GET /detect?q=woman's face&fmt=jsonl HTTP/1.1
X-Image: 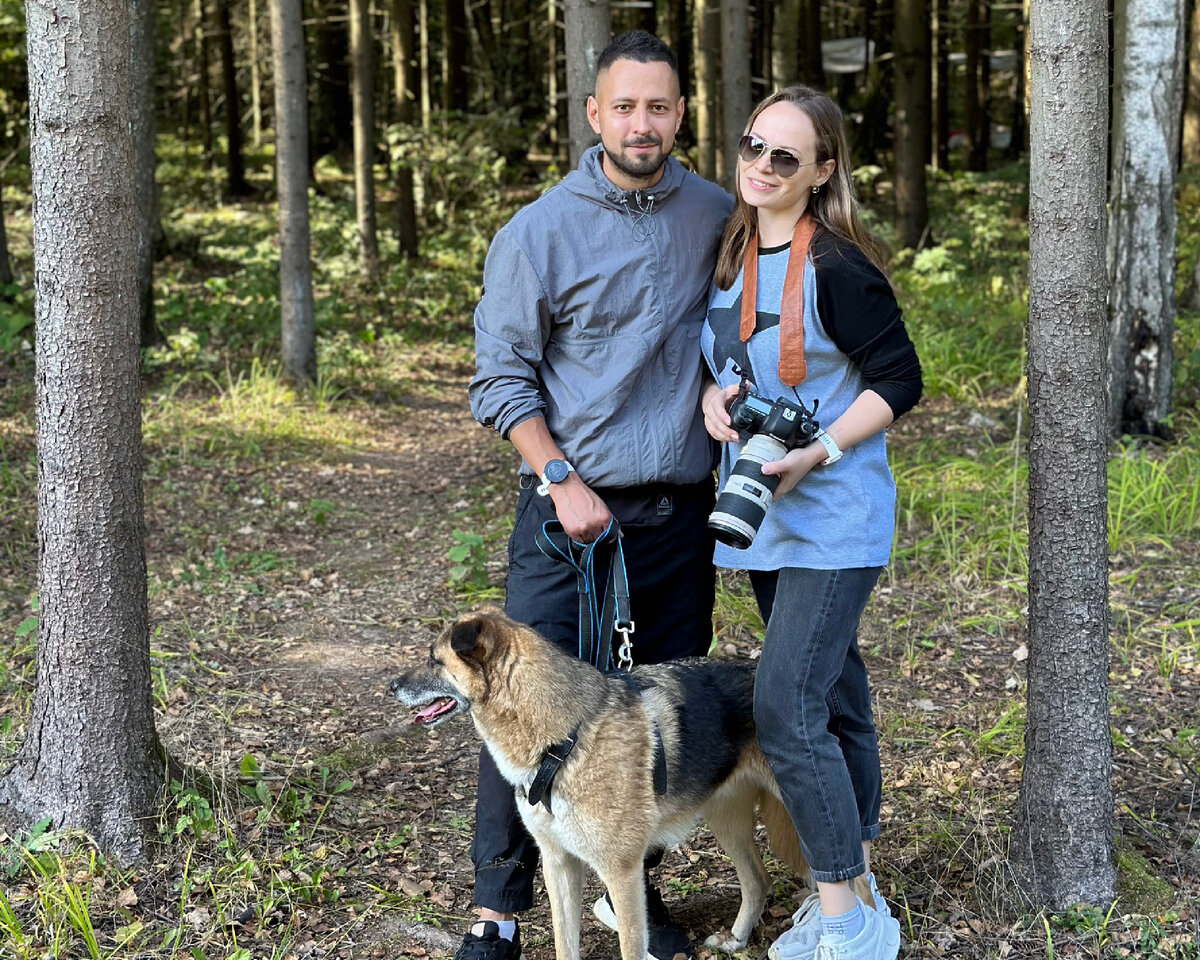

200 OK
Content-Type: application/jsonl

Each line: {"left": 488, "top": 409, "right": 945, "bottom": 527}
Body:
{"left": 737, "top": 101, "right": 835, "bottom": 220}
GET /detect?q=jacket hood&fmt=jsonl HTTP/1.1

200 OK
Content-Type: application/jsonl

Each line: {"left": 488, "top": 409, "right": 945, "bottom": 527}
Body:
{"left": 562, "top": 143, "right": 687, "bottom": 208}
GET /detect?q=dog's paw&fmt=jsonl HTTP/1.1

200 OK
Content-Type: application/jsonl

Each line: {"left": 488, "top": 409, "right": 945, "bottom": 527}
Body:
{"left": 704, "top": 933, "right": 748, "bottom": 954}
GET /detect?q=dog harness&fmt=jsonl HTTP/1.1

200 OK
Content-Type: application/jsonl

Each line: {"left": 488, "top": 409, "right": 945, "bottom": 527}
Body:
{"left": 526, "top": 715, "right": 668, "bottom": 814}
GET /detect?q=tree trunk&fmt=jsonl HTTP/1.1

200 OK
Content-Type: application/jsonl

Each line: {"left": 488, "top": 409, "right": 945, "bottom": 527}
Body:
{"left": 893, "top": 0, "right": 930, "bottom": 249}
{"left": 964, "top": 0, "right": 985, "bottom": 169}
{"left": 196, "top": 0, "right": 214, "bottom": 166}
{"left": 0, "top": 186, "right": 11, "bottom": 287}
{"left": 1106, "top": 0, "right": 1186, "bottom": 439}
{"left": 271, "top": 0, "right": 317, "bottom": 383}
{"left": 443, "top": 0, "right": 470, "bottom": 111}
{"left": 1006, "top": 3, "right": 1029, "bottom": 160}
{"left": 564, "top": 0, "right": 610, "bottom": 168}
{"left": 131, "top": 0, "right": 160, "bottom": 345}
{"left": 798, "top": 0, "right": 824, "bottom": 88}
{"left": 1013, "top": 0, "right": 1115, "bottom": 910}
{"left": 548, "top": 0, "right": 562, "bottom": 162}
{"left": 721, "top": 0, "right": 751, "bottom": 193}
{"left": 217, "top": 0, "right": 251, "bottom": 195}
{"left": 310, "top": 0, "right": 354, "bottom": 161}
{"left": 1184, "top": 0, "right": 1200, "bottom": 163}
{"left": 350, "top": 0, "right": 379, "bottom": 279}
{"left": 419, "top": 0, "right": 431, "bottom": 132}
{"left": 692, "top": 0, "right": 720, "bottom": 182}
{"left": 772, "top": 0, "right": 801, "bottom": 87}
{"left": 932, "top": 0, "right": 949, "bottom": 170}
{"left": 2, "top": 0, "right": 163, "bottom": 864}
{"left": 392, "top": 0, "right": 419, "bottom": 257}
{"left": 249, "top": 0, "right": 263, "bottom": 147}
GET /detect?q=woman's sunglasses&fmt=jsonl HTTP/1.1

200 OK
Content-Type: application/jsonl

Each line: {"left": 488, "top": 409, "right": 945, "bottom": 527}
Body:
{"left": 738, "top": 134, "right": 819, "bottom": 179}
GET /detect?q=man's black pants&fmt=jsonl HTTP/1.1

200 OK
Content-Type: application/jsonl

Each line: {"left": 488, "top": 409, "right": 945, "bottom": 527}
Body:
{"left": 470, "top": 478, "right": 716, "bottom": 912}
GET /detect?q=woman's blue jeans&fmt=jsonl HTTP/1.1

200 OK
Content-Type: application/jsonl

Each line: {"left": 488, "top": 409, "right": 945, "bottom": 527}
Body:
{"left": 749, "top": 566, "right": 883, "bottom": 883}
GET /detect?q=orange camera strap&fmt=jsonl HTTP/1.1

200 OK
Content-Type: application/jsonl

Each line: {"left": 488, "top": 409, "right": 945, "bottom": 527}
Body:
{"left": 738, "top": 213, "right": 816, "bottom": 387}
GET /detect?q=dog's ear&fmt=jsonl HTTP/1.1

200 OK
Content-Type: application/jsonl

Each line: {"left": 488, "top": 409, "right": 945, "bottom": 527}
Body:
{"left": 449, "top": 616, "right": 486, "bottom": 657}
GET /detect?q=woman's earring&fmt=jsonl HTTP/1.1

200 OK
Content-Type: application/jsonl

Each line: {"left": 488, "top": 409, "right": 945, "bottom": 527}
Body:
{"left": 812, "top": 185, "right": 820, "bottom": 194}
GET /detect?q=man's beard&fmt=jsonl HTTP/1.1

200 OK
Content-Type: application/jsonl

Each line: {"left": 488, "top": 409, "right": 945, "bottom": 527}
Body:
{"left": 607, "top": 139, "right": 668, "bottom": 183}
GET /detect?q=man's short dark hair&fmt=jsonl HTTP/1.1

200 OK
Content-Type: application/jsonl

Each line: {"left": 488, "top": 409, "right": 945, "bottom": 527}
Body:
{"left": 596, "top": 31, "right": 679, "bottom": 79}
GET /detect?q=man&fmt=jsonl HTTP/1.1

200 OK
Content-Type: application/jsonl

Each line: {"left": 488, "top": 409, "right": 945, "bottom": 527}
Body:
{"left": 466, "top": 30, "right": 734, "bottom": 960}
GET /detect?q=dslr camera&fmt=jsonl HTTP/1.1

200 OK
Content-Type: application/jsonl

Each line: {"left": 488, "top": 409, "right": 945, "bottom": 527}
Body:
{"left": 707, "top": 382, "right": 820, "bottom": 550}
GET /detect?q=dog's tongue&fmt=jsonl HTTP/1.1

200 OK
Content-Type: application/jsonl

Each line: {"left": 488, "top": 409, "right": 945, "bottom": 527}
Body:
{"left": 415, "top": 698, "right": 457, "bottom": 724}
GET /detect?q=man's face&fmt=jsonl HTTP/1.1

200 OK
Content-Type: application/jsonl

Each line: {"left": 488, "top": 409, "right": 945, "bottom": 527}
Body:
{"left": 586, "top": 58, "right": 684, "bottom": 191}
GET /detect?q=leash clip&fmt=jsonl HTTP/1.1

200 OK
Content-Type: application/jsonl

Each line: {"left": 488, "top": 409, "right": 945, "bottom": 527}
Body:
{"left": 615, "top": 619, "right": 635, "bottom": 670}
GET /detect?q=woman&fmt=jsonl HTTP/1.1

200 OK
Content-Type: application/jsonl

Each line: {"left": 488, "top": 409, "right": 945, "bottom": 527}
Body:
{"left": 700, "top": 86, "right": 921, "bottom": 960}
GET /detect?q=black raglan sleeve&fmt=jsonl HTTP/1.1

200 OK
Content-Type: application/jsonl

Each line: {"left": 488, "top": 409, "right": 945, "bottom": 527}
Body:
{"left": 812, "top": 234, "right": 923, "bottom": 419}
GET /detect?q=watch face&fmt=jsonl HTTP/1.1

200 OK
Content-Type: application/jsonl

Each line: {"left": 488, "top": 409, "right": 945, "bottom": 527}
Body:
{"left": 544, "top": 459, "right": 570, "bottom": 484}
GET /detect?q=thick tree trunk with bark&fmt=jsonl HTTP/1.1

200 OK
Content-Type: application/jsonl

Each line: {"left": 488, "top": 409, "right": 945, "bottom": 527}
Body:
{"left": 692, "top": 0, "right": 720, "bottom": 182}
{"left": 217, "top": 0, "right": 251, "bottom": 195}
{"left": 2, "top": 0, "right": 164, "bottom": 864}
{"left": 1106, "top": 0, "right": 1186, "bottom": 439}
{"left": 271, "top": 0, "right": 317, "bottom": 383}
{"left": 131, "top": 0, "right": 159, "bottom": 345}
{"left": 392, "top": 0, "right": 419, "bottom": 257}
{"left": 893, "top": 0, "right": 930, "bottom": 249}
{"left": 564, "top": 0, "right": 610, "bottom": 167}
{"left": 350, "top": 0, "right": 379, "bottom": 279}
{"left": 721, "top": 0, "right": 751, "bottom": 194}
{"left": 1013, "top": 0, "right": 1115, "bottom": 909}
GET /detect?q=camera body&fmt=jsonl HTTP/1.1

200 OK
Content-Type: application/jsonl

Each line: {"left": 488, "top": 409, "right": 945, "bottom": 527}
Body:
{"left": 708, "top": 384, "right": 821, "bottom": 550}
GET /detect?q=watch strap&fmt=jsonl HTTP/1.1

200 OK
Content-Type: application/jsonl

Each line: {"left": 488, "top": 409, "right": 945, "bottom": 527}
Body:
{"left": 536, "top": 460, "right": 576, "bottom": 496}
{"left": 815, "top": 430, "right": 842, "bottom": 465}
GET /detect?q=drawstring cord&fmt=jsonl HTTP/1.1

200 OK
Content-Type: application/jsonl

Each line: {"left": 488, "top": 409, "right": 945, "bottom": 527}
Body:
{"left": 615, "top": 190, "right": 657, "bottom": 241}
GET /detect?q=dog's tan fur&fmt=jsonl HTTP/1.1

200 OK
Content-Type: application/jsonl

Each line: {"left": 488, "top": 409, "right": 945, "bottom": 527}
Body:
{"left": 391, "top": 607, "right": 815, "bottom": 960}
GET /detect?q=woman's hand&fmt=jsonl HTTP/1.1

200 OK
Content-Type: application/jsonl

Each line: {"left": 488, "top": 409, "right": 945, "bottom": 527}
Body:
{"left": 703, "top": 381, "right": 743, "bottom": 443}
{"left": 760, "top": 443, "right": 827, "bottom": 498}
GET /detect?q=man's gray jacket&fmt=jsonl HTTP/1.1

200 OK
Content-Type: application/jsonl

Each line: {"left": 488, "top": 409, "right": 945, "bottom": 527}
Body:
{"left": 469, "top": 145, "right": 734, "bottom": 488}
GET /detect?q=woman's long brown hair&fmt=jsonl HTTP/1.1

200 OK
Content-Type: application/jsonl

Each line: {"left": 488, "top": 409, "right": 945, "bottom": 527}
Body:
{"left": 714, "top": 85, "right": 889, "bottom": 290}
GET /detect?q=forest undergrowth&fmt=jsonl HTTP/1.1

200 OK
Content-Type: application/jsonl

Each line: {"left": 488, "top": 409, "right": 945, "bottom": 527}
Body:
{"left": 0, "top": 137, "right": 1199, "bottom": 959}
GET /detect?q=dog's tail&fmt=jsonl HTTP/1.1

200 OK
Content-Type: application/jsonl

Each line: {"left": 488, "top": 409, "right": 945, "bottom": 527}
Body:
{"left": 759, "top": 788, "right": 814, "bottom": 888}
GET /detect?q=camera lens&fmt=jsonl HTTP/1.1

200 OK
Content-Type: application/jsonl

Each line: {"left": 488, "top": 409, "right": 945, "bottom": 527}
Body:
{"left": 707, "top": 434, "right": 787, "bottom": 549}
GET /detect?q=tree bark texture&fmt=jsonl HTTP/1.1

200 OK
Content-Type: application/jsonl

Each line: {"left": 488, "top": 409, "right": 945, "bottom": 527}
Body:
{"left": 1014, "top": 0, "right": 1115, "bottom": 909}
{"left": 1106, "top": 0, "right": 1186, "bottom": 439}
{"left": 772, "top": 0, "right": 801, "bottom": 88}
{"left": 564, "top": 0, "right": 609, "bottom": 168}
{"left": 721, "top": 0, "right": 751, "bottom": 194}
{"left": 392, "top": 0, "right": 419, "bottom": 257}
{"left": 350, "top": 0, "right": 379, "bottom": 279}
{"left": 271, "top": 0, "right": 317, "bottom": 383}
{"left": 893, "top": 0, "right": 930, "bottom": 250}
{"left": 692, "top": 0, "right": 720, "bottom": 182}
{"left": 249, "top": 0, "right": 263, "bottom": 146}
{"left": 131, "top": 0, "right": 159, "bottom": 345}
{"left": 217, "top": 0, "right": 250, "bottom": 194}
{"left": 3, "top": 0, "right": 163, "bottom": 864}
{"left": 1184, "top": 0, "right": 1200, "bottom": 163}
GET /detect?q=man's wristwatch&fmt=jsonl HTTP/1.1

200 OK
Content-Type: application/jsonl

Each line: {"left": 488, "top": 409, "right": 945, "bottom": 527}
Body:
{"left": 536, "top": 458, "right": 575, "bottom": 495}
{"left": 814, "top": 430, "right": 843, "bottom": 466}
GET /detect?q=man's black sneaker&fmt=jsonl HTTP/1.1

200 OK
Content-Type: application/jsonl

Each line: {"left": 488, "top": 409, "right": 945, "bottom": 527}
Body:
{"left": 453, "top": 921, "right": 522, "bottom": 960}
{"left": 593, "top": 884, "right": 694, "bottom": 960}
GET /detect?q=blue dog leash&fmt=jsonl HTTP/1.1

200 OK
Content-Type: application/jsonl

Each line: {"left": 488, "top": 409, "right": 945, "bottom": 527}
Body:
{"left": 534, "top": 516, "right": 636, "bottom": 672}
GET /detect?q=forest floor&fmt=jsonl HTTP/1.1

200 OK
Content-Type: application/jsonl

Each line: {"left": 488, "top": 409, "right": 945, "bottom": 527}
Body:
{"left": 4, "top": 337, "right": 1195, "bottom": 960}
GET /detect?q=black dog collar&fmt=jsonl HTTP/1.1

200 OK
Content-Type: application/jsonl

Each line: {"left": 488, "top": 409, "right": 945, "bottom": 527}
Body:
{"left": 526, "top": 727, "right": 580, "bottom": 814}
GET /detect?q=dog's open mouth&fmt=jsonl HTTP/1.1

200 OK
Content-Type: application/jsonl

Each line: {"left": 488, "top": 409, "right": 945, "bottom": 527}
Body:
{"left": 414, "top": 697, "right": 460, "bottom": 725}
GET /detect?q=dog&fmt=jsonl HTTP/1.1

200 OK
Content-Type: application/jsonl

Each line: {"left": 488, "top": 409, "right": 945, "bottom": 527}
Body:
{"left": 389, "top": 606, "right": 812, "bottom": 960}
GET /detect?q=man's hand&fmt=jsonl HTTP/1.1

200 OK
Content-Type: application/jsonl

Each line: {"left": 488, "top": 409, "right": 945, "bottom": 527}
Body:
{"left": 548, "top": 474, "right": 612, "bottom": 543}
